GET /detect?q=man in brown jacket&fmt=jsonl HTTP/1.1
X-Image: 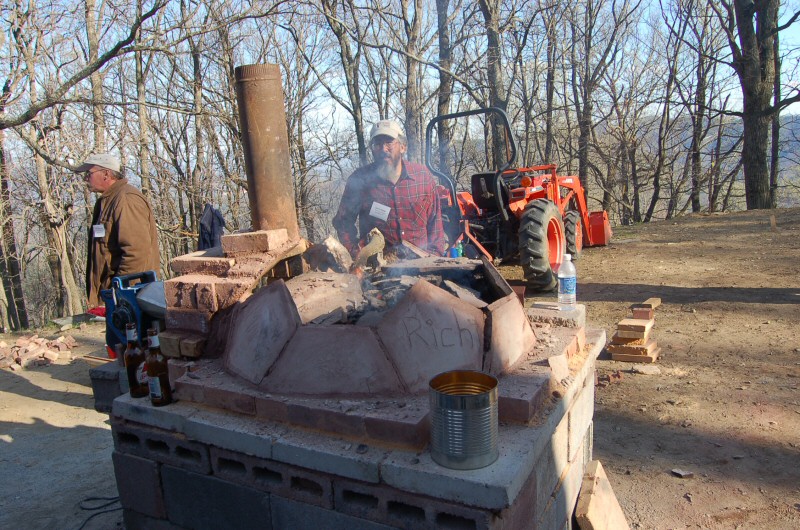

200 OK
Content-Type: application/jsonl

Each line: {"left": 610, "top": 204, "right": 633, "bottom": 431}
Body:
{"left": 76, "top": 153, "right": 160, "bottom": 308}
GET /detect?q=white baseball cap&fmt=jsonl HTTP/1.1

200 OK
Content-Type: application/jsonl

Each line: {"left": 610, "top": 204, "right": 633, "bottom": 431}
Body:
{"left": 75, "top": 153, "right": 121, "bottom": 173}
{"left": 370, "top": 120, "right": 405, "bottom": 142}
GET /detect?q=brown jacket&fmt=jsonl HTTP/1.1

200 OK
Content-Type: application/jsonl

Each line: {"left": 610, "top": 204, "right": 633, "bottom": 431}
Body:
{"left": 86, "top": 178, "right": 160, "bottom": 307}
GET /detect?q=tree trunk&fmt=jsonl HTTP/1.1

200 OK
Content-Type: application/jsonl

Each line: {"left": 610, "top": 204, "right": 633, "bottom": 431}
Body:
{"left": 770, "top": 32, "right": 780, "bottom": 208}
{"left": 435, "top": 0, "right": 453, "bottom": 179}
{"left": 0, "top": 130, "right": 28, "bottom": 329}
{"left": 402, "top": 0, "right": 423, "bottom": 162}
{"left": 85, "top": 0, "right": 107, "bottom": 150}
{"left": 479, "top": 0, "right": 508, "bottom": 169}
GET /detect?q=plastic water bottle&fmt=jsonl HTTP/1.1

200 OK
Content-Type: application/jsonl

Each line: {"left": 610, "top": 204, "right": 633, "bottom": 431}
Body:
{"left": 558, "top": 254, "right": 577, "bottom": 309}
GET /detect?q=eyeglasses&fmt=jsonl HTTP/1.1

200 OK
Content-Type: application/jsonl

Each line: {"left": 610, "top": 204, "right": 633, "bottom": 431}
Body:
{"left": 83, "top": 168, "right": 105, "bottom": 179}
{"left": 371, "top": 138, "right": 399, "bottom": 149}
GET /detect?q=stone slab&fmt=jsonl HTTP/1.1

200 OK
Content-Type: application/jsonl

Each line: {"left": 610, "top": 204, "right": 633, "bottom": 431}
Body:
{"left": 224, "top": 279, "right": 301, "bottom": 385}
{"left": 377, "top": 280, "right": 485, "bottom": 394}
{"left": 261, "top": 326, "right": 403, "bottom": 396}
{"left": 485, "top": 293, "right": 536, "bottom": 375}
{"left": 285, "top": 272, "right": 365, "bottom": 324}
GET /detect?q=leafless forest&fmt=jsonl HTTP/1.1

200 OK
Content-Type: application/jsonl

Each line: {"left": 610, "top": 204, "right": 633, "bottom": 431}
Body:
{"left": 1, "top": 0, "right": 799, "bottom": 330}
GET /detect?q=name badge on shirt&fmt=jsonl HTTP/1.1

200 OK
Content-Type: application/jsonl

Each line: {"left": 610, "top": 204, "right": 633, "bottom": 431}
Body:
{"left": 369, "top": 201, "right": 391, "bottom": 222}
{"left": 92, "top": 224, "right": 106, "bottom": 239}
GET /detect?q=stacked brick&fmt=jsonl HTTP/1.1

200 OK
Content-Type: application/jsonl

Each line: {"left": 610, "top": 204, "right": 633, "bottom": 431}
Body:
{"left": 161, "top": 228, "right": 306, "bottom": 361}
{"left": 607, "top": 298, "right": 661, "bottom": 363}
{"left": 0, "top": 334, "right": 77, "bottom": 370}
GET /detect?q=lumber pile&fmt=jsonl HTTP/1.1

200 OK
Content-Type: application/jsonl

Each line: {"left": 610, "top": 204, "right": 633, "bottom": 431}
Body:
{"left": 607, "top": 298, "right": 661, "bottom": 363}
{"left": 0, "top": 334, "right": 78, "bottom": 371}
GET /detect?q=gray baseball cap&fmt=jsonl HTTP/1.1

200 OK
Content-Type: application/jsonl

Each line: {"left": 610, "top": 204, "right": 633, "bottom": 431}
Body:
{"left": 370, "top": 120, "right": 405, "bottom": 142}
{"left": 75, "top": 153, "right": 121, "bottom": 173}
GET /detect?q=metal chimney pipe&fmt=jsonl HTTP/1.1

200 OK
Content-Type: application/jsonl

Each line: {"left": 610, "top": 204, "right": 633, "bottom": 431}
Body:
{"left": 234, "top": 64, "right": 300, "bottom": 240}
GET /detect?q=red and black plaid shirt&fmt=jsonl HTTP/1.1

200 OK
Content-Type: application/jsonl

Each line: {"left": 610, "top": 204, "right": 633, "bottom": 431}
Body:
{"left": 333, "top": 160, "right": 446, "bottom": 256}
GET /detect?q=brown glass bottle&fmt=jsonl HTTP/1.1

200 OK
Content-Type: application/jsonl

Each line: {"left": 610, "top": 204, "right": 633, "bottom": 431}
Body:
{"left": 145, "top": 328, "right": 173, "bottom": 406}
{"left": 124, "top": 323, "right": 148, "bottom": 398}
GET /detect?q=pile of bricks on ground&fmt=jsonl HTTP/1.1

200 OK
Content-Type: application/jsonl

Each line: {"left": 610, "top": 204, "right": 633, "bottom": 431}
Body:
{"left": 0, "top": 334, "right": 77, "bottom": 371}
{"left": 606, "top": 297, "right": 661, "bottom": 363}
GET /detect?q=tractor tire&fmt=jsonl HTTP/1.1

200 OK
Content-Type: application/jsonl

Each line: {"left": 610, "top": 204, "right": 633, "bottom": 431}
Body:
{"left": 564, "top": 210, "right": 583, "bottom": 260}
{"left": 519, "top": 199, "right": 565, "bottom": 292}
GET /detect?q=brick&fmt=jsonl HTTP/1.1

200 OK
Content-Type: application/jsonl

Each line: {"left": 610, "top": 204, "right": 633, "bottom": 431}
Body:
{"left": 210, "top": 446, "right": 334, "bottom": 508}
{"left": 159, "top": 331, "right": 184, "bottom": 358}
{"left": 617, "top": 318, "right": 654, "bottom": 333}
{"left": 221, "top": 228, "right": 289, "bottom": 255}
{"left": 165, "top": 309, "right": 211, "bottom": 335}
{"left": 161, "top": 465, "right": 271, "bottom": 529}
{"left": 112, "top": 451, "right": 166, "bottom": 518}
{"left": 203, "top": 382, "right": 256, "bottom": 415}
{"left": 170, "top": 247, "right": 235, "bottom": 276}
{"left": 631, "top": 307, "right": 654, "bottom": 320}
{"left": 111, "top": 419, "right": 211, "bottom": 474}
{"left": 497, "top": 367, "right": 553, "bottom": 424}
{"left": 286, "top": 402, "right": 367, "bottom": 438}
{"left": 254, "top": 394, "right": 290, "bottom": 423}
{"left": 179, "top": 335, "right": 206, "bottom": 358}
{"left": 606, "top": 339, "right": 658, "bottom": 356}
{"left": 611, "top": 348, "right": 660, "bottom": 363}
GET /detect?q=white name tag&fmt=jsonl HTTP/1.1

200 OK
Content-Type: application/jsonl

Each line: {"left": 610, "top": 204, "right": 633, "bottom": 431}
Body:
{"left": 369, "top": 202, "right": 391, "bottom": 222}
{"left": 92, "top": 224, "right": 106, "bottom": 238}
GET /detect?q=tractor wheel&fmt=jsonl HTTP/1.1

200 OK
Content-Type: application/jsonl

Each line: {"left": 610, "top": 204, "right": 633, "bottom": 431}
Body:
{"left": 564, "top": 210, "right": 583, "bottom": 260}
{"left": 519, "top": 199, "right": 565, "bottom": 291}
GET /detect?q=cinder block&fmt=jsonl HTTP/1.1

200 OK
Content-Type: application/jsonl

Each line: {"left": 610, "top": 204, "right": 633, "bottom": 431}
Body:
{"left": 497, "top": 464, "right": 537, "bottom": 530}
{"left": 221, "top": 228, "right": 289, "bottom": 255}
{"left": 111, "top": 419, "right": 211, "bottom": 474}
{"left": 333, "top": 476, "right": 496, "bottom": 529}
{"left": 210, "top": 446, "right": 334, "bottom": 509}
{"left": 526, "top": 303, "right": 586, "bottom": 329}
{"left": 182, "top": 407, "right": 280, "bottom": 460}
{"left": 568, "top": 372, "right": 595, "bottom": 463}
{"left": 122, "top": 508, "right": 185, "bottom": 530}
{"left": 112, "top": 393, "right": 187, "bottom": 432}
{"left": 113, "top": 451, "right": 166, "bottom": 518}
{"left": 90, "top": 362, "right": 127, "bottom": 413}
{"left": 534, "top": 408, "right": 569, "bottom": 518}
{"left": 536, "top": 439, "right": 586, "bottom": 530}
{"left": 165, "top": 309, "right": 211, "bottom": 335}
{"left": 271, "top": 495, "right": 394, "bottom": 530}
{"left": 161, "top": 465, "right": 271, "bottom": 529}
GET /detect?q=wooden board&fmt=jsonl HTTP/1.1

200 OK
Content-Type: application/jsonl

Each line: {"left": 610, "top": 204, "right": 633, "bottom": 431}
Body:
{"left": 606, "top": 339, "right": 658, "bottom": 356}
{"left": 610, "top": 348, "right": 660, "bottom": 364}
{"left": 613, "top": 328, "right": 651, "bottom": 340}
{"left": 576, "top": 460, "right": 631, "bottom": 530}
{"left": 617, "top": 318, "right": 654, "bottom": 333}
{"left": 631, "top": 297, "right": 661, "bottom": 310}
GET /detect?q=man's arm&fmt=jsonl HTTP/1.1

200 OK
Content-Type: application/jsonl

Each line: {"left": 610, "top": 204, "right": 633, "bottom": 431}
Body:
{"left": 332, "top": 173, "right": 363, "bottom": 256}
{"left": 115, "top": 193, "right": 154, "bottom": 275}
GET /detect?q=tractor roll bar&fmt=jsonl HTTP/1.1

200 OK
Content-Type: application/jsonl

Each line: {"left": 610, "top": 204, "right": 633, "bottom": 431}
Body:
{"left": 425, "top": 107, "right": 518, "bottom": 221}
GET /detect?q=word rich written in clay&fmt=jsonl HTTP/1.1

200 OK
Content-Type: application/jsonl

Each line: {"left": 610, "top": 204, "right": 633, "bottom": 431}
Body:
{"left": 401, "top": 309, "right": 477, "bottom": 350}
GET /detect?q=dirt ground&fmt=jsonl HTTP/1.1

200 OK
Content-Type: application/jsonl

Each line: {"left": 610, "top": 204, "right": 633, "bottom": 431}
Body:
{"left": 1, "top": 207, "right": 798, "bottom": 529}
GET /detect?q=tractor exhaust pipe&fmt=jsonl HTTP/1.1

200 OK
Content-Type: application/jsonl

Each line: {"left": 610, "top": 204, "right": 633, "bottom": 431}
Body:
{"left": 234, "top": 63, "right": 300, "bottom": 239}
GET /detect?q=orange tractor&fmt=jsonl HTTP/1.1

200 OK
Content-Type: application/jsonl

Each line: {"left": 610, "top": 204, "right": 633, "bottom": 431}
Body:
{"left": 425, "top": 108, "right": 612, "bottom": 291}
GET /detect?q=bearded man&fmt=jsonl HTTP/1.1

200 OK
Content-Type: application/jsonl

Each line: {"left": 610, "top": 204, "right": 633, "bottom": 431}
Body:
{"left": 332, "top": 120, "right": 446, "bottom": 258}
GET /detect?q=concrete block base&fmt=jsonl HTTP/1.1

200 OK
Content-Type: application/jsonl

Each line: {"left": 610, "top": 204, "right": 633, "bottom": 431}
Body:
{"left": 90, "top": 361, "right": 128, "bottom": 413}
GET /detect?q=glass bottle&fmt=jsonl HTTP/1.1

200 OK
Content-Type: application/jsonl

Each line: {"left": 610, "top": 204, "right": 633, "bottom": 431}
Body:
{"left": 145, "top": 328, "right": 172, "bottom": 406}
{"left": 124, "top": 323, "right": 148, "bottom": 398}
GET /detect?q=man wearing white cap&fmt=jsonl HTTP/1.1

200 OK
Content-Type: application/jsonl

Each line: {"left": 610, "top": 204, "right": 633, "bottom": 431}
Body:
{"left": 333, "top": 120, "right": 446, "bottom": 258}
{"left": 75, "top": 153, "right": 160, "bottom": 308}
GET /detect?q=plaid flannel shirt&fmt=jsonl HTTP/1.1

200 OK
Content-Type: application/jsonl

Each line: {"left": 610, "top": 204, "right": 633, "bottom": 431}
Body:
{"left": 333, "top": 160, "right": 446, "bottom": 256}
